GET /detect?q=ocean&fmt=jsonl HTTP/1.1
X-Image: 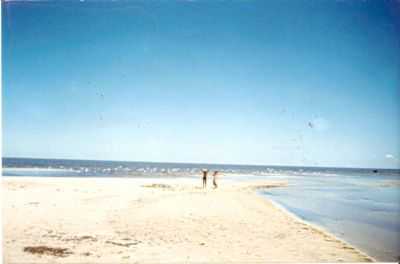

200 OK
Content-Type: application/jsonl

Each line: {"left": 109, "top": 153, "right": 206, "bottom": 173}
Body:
{"left": 2, "top": 157, "right": 400, "bottom": 261}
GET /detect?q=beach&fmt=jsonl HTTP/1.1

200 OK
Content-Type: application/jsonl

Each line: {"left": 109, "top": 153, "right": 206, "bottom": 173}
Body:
{"left": 2, "top": 176, "right": 374, "bottom": 263}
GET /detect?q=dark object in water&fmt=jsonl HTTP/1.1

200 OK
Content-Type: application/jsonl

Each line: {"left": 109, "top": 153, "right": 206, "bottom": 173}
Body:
{"left": 23, "top": 246, "right": 72, "bottom": 257}
{"left": 373, "top": 169, "right": 378, "bottom": 173}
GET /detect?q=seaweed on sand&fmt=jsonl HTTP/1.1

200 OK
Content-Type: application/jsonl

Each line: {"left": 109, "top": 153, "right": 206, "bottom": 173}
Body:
{"left": 23, "top": 246, "right": 72, "bottom": 257}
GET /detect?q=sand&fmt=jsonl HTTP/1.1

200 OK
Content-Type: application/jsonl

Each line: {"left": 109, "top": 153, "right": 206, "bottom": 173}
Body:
{"left": 2, "top": 176, "right": 374, "bottom": 263}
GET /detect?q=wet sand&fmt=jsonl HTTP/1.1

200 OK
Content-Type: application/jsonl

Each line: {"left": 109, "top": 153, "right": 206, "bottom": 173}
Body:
{"left": 2, "top": 176, "right": 374, "bottom": 263}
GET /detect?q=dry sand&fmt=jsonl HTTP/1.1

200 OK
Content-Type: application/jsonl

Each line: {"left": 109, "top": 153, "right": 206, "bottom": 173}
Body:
{"left": 2, "top": 176, "right": 374, "bottom": 263}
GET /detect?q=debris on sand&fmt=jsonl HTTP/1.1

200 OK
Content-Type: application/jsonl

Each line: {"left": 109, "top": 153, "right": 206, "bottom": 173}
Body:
{"left": 242, "top": 181, "right": 287, "bottom": 191}
{"left": 23, "top": 246, "right": 72, "bottom": 257}
{"left": 62, "top": 235, "right": 97, "bottom": 242}
{"left": 142, "top": 183, "right": 173, "bottom": 189}
{"left": 105, "top": 240, "right": 141, "bottom": 247}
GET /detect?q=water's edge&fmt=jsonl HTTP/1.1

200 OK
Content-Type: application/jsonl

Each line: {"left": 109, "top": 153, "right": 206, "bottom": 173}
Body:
{"left": 256, "top": 192, "right": 376, "bottom": 262}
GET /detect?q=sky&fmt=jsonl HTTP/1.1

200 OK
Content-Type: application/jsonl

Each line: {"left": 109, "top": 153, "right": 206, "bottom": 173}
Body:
{"left": 2, "top": 0, "right": 400, "bottom": 168}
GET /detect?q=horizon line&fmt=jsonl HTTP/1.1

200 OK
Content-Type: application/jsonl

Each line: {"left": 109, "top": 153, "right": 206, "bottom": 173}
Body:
{"left": 2, "top": 156, "right": 399, "bottom": 171}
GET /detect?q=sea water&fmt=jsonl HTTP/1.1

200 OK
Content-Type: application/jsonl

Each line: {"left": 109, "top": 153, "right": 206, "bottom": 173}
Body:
{"left": 259, "top": 172, "right": 400, "bottom": 261}
{"left": 2, "top": 157, "right": 399, "bottom": 261}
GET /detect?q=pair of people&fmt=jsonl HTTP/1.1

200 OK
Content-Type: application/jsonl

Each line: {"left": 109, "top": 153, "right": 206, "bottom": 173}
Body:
{"left": 201, "top": 169, "right": 218, "bottom": 189}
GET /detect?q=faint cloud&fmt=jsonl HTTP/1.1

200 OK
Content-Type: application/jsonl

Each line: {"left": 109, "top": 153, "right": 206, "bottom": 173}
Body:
{"left": 385, "top": 154, "right": 395, "bottom": 159}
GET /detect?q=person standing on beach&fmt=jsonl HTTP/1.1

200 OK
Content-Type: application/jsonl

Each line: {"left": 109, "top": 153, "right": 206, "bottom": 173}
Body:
{"left": 212, "top": 171, "right": 219, "bottom": 189}
{"left": 202, "top": 169, "right": 208, "bottom": 188}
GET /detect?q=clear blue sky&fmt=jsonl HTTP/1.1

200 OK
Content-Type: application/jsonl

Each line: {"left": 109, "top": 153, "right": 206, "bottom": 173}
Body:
{"left": 2, "top": 0, "right": 400, "bottom": 168}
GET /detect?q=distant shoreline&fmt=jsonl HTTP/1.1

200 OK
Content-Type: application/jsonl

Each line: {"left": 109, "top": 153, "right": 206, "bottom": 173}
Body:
{"left": 3, "top": 156, "right": 399, "bottom": 171}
